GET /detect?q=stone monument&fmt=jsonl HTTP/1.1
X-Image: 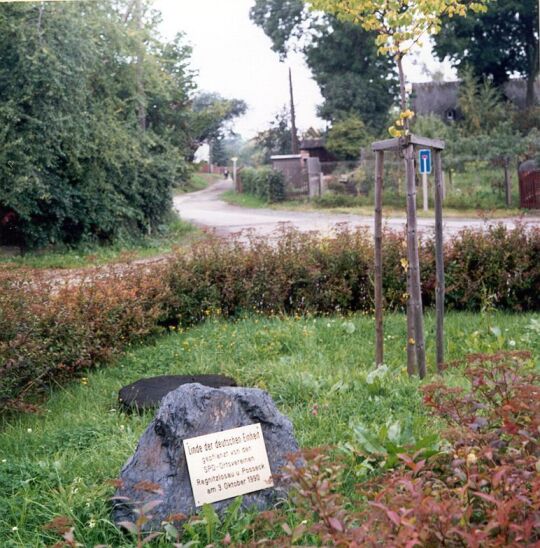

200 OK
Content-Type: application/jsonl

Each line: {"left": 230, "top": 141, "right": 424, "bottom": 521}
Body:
{"left": 113, "top": 383, "right": 299, "bottom": 529}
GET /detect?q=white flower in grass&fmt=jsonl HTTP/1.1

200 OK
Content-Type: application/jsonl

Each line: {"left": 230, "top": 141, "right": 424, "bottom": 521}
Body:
{"left": 27, "top": 428, "right": 32, "bottom": 433}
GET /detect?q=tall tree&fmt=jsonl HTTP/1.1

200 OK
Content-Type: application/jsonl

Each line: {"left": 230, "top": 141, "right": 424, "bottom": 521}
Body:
{"left": 0, "top": 0, "right": 195, "bottom": 248}
{"left": 250, "top": 0, "right": 397, "bottom": 131}
{"left": 254, "top": 107, "right": 292, "bottom": 163}
{"left": 210, "top": 137, "right": 228, "bottom": 166}
{"left": 308, "top": 0, "right": 489, "bottom": 380}
{"left": 433, "top": 0, "right": 539, "bottom": 107}
{"left": 189, "top": 92, "right": 247, "bottom": 159}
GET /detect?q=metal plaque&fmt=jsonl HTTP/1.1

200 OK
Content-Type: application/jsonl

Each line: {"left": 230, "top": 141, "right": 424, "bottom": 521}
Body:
{"left": 183, "top": 423, "right": 274, "bottom": 506}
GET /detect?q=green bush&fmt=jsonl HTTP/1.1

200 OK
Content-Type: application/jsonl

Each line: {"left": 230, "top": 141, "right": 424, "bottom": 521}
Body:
{"left": 1, "top": 225, "right": 538, "bottom": 408}
{"left": 240, "top": 167, "right": 285, "bottom": 202}
{"left": 0, "top": 3, "right": 193, "bottom": 249}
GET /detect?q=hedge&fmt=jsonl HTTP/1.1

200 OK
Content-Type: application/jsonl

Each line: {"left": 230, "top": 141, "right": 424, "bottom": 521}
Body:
{"left": 240, "top": 167, "right": 286, "bottom": 202}
{"left": 1, "top": 224, "right": 538, "bottom": 409}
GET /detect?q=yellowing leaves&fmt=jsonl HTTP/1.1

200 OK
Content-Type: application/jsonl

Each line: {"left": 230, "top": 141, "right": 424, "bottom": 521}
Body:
{"left": 388, "top": 125, "right": 405, "bottom": 138}
{"left": 400, "top": 109, "right": 415, "bottom": 119}
{"left": 306, "top": 0, "right": 490, "bottom": 57}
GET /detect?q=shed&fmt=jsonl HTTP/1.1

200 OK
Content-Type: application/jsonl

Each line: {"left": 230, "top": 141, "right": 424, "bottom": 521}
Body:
{"left": 270, "top": 154, "right": 307, "bottom": 195}
{"left": 518, "top": 160, "right": 540, "bottom": 209}
{"left": 300, "top": 138, "right": 337, "bottom": 164}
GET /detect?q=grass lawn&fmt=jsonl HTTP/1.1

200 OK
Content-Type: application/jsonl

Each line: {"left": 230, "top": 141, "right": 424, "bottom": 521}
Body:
{"left": 221, "top": 190, "right": 527, "bottom": 219}
{"left": 0, "top": 214, "right": 201, "bottom": 270}
{"left": 174, "top": 173, "right": 220, "bottom": 196}
{"left": 0, "top": 311, "right": 538, "bottom": 546}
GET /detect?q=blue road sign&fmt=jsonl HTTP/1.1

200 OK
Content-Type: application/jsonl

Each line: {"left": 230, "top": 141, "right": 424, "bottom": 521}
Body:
{"left": 418, "top": 149, "right": 432, "bottom": 174}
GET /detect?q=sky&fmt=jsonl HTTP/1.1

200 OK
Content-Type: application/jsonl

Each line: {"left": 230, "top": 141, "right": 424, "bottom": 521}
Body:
{"left": 154, "top": 0, "right": 456, "bottom": 139}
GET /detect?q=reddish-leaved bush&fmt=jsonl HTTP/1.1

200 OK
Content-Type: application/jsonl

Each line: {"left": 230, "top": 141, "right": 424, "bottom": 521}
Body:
{"left": 263, "top": 353, "right": 539, "bottom": 546}
{"left": 1, "top": 225, "right": 538, "bottom": 409}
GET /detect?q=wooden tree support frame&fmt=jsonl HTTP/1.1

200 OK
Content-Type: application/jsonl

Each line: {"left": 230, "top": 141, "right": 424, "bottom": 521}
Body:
{"left": 372, "top": 134, "right": 445, "bottom": 378}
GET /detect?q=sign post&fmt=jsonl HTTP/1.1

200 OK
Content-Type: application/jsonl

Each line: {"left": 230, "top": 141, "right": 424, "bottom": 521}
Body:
{"left": 418, "top": 149, "right": 432, "bottom": 212}
{"left": 231, "top": 157, "right": 238, "bottom": 192}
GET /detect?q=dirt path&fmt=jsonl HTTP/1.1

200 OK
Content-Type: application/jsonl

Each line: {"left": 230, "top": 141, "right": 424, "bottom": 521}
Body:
{"left": 174, "top": 179, "right": 540, "bottom": 237}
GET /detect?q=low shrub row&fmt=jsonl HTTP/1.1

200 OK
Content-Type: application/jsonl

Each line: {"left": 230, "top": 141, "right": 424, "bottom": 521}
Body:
{"left": 239, "top": 167, "right": 286, "bottom": 202}
{"left": 1, "top": 224, "right": 538, "bottom": 408}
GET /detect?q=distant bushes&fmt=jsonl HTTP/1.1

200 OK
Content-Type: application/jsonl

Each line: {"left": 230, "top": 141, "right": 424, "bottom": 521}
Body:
{"left": 240, "top": 168, "right": 286, "bottom": 202}
{"left": 1, "top": 224, "right": 538, "bottom": 408}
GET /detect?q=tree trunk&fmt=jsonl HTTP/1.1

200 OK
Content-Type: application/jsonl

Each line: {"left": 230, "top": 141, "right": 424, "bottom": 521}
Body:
{"left": 404, "top": 143, "right": 426, "bottom": 378}
{"left": 374, "top": 151, "right": 384, "bottom": 366}
{"left": 135, "top": 0, "right": 146, "bottom": 131}
{"left": 397, "top": 54, "right": 426, "bottom": 378}
{"left": 504, "top": 158, "right": 511, "bottom": 207}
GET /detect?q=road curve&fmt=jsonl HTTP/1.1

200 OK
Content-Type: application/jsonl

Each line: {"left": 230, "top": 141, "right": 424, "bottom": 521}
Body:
{"left": 174, "top": 179, "right": 539, "bottom": 238}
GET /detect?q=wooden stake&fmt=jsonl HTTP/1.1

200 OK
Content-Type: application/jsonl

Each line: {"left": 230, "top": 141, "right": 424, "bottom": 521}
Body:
{"left": 406, "top": 256, "right": 417, "bottom": 375}
{"left": 434, "top": 150, "right": 445, "bottom": 373}
{"left": 404, "top": 143, "right": 426, "bottom": 378}
{"left": 374, "top": 150, "right": 384, "bottom": 366}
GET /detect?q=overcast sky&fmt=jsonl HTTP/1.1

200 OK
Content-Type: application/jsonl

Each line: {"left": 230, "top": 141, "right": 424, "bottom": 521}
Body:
{"left": 154, "top": 0, "right": 455, "bottom": 138}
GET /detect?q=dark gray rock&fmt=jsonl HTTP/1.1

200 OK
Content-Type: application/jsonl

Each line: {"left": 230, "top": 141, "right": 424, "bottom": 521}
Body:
{"left": 118, "top": 374, "right": 237, "bottom": 412}
{"left": 113, "top": 384, "right": 299, "bottom": 529}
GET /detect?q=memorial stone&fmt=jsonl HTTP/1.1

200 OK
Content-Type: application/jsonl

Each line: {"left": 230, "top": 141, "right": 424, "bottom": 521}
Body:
{"left": 113, "top": 383, "right": 299, "bottom": 529}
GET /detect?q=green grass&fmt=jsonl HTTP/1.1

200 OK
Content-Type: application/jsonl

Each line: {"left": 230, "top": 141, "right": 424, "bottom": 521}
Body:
{"left": 0, "top": 311, "right": 538, "bottom": 546}
{"left": 0, "top": 214, "right": 201, "bottom": 270}
{"left": 174, "top": 173, "right": 220, "bottom": 196}
{"left": 222, "top": 189, "right": 525, "bottom": 219}
{"left": 220, "top": 189, "right": 269, "bottom": 208}
{"left": 223, "top": 161, "right": 533, "bottom": 218}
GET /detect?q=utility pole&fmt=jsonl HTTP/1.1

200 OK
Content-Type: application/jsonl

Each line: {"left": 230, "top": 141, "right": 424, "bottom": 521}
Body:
{"left": 289, "top": 67, "right": 299, "bottom": 154}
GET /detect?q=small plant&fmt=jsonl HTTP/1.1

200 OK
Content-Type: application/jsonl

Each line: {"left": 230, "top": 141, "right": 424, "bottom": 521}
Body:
{"left": 239, "top": 167, "right": 285, "bottom": 202}
{"left": 111, "top": 480, "right": 165, "bottom": 547}
{"left": 351, "top": 418, "right": 440, "bottom": 470}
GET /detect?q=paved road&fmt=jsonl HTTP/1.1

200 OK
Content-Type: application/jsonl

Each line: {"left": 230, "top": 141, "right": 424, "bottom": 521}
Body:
{"left": 174, "top": 179, "right": 539, "bottom": 237}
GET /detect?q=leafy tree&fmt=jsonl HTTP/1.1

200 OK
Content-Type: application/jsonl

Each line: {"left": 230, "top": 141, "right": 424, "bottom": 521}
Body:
{"left": 457, "top": 68, "right": 506, "bottom": 135}
{"left": 210, "top": 137, "right": 228, "bottom": 166}
{"left": 0, "top": 0, "right": 194, "bottom": 248}
{"left": 250, "top": 0, "right": 397, "bottom": 131}
{"left": 189, "top": 93, "right": 247, "bottom": 159}
{"left": 254, "top": 107, "right": 292, "bottom": 164}
{"left": 326, "top": 114, "right": 372, "bottom": 160}
{"left": 433, "top": 0, "right": 539, "bottom": 108}
{"left": 411, "top": 114, "right": 450, "bottom": 141}
{"left": 308, "top": 0, "right": 490, "bottom": 380}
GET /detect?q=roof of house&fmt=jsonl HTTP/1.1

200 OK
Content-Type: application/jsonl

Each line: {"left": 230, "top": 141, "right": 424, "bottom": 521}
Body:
{"left": 300, "top": 138, "right": 326, "bottom": 150}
